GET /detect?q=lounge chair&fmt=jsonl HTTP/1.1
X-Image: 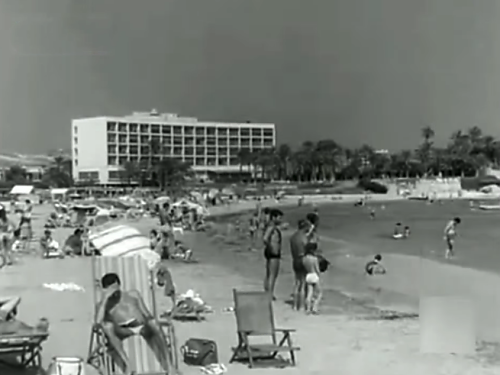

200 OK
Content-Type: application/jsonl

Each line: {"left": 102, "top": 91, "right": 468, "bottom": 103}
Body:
{"left": 229, "top": 290, "right": 300, "bottom": 368}
{"left": 87, "top": 255, "right": 179, "bottom": 375}
{"left": 0, "top": 296, "right": 48, "bottom": 370}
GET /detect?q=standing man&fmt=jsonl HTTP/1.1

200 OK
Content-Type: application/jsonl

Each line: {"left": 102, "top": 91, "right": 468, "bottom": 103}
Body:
{"left": 444, "top": 217, "right": 461, "bottom": 259}
{"left": 263, "top": 209, "right": 283, "bottom": 300}
{"left": 289, "top": 219, "right": 310, "bottom": 310}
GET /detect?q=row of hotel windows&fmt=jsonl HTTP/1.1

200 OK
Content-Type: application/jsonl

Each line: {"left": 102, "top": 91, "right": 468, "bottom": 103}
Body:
{"left": 107, "top": 156, "right": 241, "bottom": 167}
{"left": 108, "top": 144, "right": 269, "bottom": 156}
{"left": 106, "top": 133, "right": 272, "bottom": 146}
{"left": 105, "top": 122, "right": 274, "bottom": 137}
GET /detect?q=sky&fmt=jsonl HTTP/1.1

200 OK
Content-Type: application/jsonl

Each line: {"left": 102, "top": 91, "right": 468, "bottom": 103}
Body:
{"left": 1, "top": 0, "right": 500, "bottom": 153}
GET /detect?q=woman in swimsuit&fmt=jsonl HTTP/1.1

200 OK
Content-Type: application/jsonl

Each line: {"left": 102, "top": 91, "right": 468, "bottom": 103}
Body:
{"left": 444, "top": 217, "right": 461, "bottom": 259}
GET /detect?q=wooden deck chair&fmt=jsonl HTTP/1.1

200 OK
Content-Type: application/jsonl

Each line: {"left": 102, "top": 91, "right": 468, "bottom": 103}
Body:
{"left": 0, "top": 332, "right": 49, "bottom": 370}
{"left": 229, "top": 290, "right": 299, "bottom": 368}
{"left": 86, "top": 255, "right": 178, "bottom": 375}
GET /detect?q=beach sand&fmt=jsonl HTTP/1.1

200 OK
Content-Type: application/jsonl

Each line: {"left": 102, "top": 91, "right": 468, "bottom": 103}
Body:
{"left": 1, "top": 200, "right": 500, "bottom": 375}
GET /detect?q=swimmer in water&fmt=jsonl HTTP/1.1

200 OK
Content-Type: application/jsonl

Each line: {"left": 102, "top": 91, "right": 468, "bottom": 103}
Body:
{"left": 404, "top": 226, "right": 410, "bottom": 238}
{"left": 393, "top": 223, "right": 403, "bottom": 239}
{"left": 365, "top": 254, "right": 386, "bottom": 275}
{"left": 444, "top": 217, "right": 461, "bottom": 259}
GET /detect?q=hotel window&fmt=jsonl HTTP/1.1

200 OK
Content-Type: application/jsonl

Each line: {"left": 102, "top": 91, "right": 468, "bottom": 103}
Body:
{"left": 173, "top": 147, "right": 183, "bottom": 156}
{"left": 129, "top": 146, "right": 138, "bottom": 155}
{"left": 195, "top": 157, "right": 205, "bottom": 166}
{"left": 173, "top": 126, "right": 182, "bottom": 135}
{"left": 140, "top": 135, "right": 149, "bottom": 144}
{"left": 229, "top": 138, "right": 239, "bottom": 147}
{"left": 118, "top": 123, "right": 127, "bottom": 132}
{"left": 195, "top": 146, "right": 205, "bottom": 155}
{"left": 218, "top": 147, "right": 228, "bottom": 155}
{"left": 206, "top": 138, "right": 216, "bottom": 146}
{"left": 184, "top": 126, "right": 194, "bottom": 135}
{"left": 108, "top": 170, "right": 120, "bottom": 180}
{"left": 195, "top": 127, "right": 205, "bottom": 136}
{"left": 151, "top": 156, "right": 160, "bottom": 164}
{"left": 240, "top": 128, "right": 250, "bottom": 137}
{"left": 195, "top": 138, "right": 205, "bottom": 146}
{"left": 229, "top": 148, "right": 239, "bottom": 156}
{"left": 263, "top": 138, "right": 273, "bottom": 146}
{"left": 207, "top": 127, "right": 216, "bottom": 136}
{"left": 140, "top": 146, "right": 150, "bottom": 154}
{"left": 118, "top": 134, "right": 127, "bottom": 143}
{"left": 74, "top": 148, "right": 78, "bottom": 156}
{"left": 129, "top": 134, "right": 138, "bottom": 144}
{"left": 73, "top": 126, "right": 78, "bottom": 134}
{"left": 184, "top": 147, "right": 194, "bottom": 156}
{"left": 229, "top": 128, "right": 238, "bottom": 137}
{"left": 119, "top": 156, "right": 128, "bottom": 165}
{"left": 151, "top": 135, "right": 161, "bottom": 145}
{"left": 107, "top": 145, "right": 116, "bottom": 154}
{"left": 129, "top": 123, "right": 138, "bottom": 132}
{"left": 107, "top": 122, "right": 117, "bottom": 131}
{"left": 229, "top": 156, "right": 239, "bottom": 165}
{"left": 184, "top": 136, "right": 194, "bottom": 146}
{"left": 251, "top": 128, "right": 262, "bottom": 136}
{"left": 151, "top": 124, "right": 160, "bottom": 134}
{"left": 218, "top": 138, "right": 227, "bottom": 146}
{"left": 140, "top": 124, "right": 149, "bottom": 133}
{"left": 173, "top": 136, "right": 183, "bottom": 145}
{"left": 162, "top": 136, "right": 172, "bottom": 146}
{"left": 218, "top": 157, "right": 228, "bottom": 166}
{"left": 107, "top": 133, "right": 117, "bottom": 143}
{"left": 130, "top": 156, "right": 139, "bottom": 163}
{"left": 118, "top": 145, "right": 128, "bottom": 154}
{"left": 185, "top": 157, "right": 194, "bottom": 166}
{"left": 241, "top": 138, "right": 250, "bottom": 147}
{"left": 74, "top": 159, "right": 78, "bottom": 166}
{"left": 263, "top": 129, "right": 273, "bottom": 137}
{"left": 74, "top": 136, "right": 78, "bottom": 144}
{"left": 252, "top": 138, "right": 263, "bottom": 146}
{"left": 207, "top": 147, "right": 216, "bottom": 156}
{"left": 217, "top": 128, "right": 228, "bottom": 136}
{"left": 207, "top": 157, "right": 216, "bottom": 166}
{"left": 162, "top": 125, "right": 171, "bottom": 134}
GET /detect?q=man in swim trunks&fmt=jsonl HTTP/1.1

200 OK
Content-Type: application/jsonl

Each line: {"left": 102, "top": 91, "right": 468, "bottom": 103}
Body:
{"left": 302, "top": 243, "right": 322, "bottom": 314}
{"left": 263, "top": 209, "right": 283, "bottom": 300}
{"left": 96, "top": 273, "right": 171, "bottom": 375}
{"left": 444, "top": 217, "right": 461, "bottom": 259}
{"left": 365, "top": 254, "right": 386, "bottom": 275}
{"left": 289, "top": 219, "right": 310, "bottom": 310}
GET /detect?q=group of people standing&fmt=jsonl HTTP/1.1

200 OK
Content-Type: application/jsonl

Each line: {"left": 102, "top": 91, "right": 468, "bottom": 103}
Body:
{"left": 254, "top": 204, "right": 326, "bottom": 315}
{"left": 0, "top": 200, "right": 32, "bottom": 266}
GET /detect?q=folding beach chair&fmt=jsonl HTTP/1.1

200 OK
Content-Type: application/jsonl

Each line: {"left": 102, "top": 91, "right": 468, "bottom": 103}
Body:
{"left": 0, "top": 332, "right": 49, "bottom": 370}
{"left": 229, "top": 290, "right": 299, "bottom": 368}
{"left": 86, "top": 226, "right": 178, "bottom": 375}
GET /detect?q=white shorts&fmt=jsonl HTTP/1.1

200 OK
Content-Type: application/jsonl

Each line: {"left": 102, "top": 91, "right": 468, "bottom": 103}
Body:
{"left": 305, "top": 273, "right": 319, "bottom": 285}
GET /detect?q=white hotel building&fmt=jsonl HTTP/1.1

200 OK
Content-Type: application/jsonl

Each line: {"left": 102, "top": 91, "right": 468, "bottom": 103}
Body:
{"left": 71, "top": 111, "right": 276, "bottom": 184}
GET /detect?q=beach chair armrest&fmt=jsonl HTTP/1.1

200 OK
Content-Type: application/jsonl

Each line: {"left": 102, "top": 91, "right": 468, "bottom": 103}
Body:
{"left": 275, "top": 328, "right": 296, "bottom": 333}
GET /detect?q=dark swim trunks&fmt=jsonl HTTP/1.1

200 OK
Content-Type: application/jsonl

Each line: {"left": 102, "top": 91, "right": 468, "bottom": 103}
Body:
{"left": 264, "top": 247, "right": 281, "bottom": 260}
{"left": 292, "top": 257, "right": 306, "bottom": 278}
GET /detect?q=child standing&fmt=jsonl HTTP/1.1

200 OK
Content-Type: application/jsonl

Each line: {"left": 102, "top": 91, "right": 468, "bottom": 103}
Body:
{"left": 302, "top": 242, "right": 322, "bottom": 314}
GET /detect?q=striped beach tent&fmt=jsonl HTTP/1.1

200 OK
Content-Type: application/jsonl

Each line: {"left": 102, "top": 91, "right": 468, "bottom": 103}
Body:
{"left": 87, "top": 225, "right": 177, "bottom": 375}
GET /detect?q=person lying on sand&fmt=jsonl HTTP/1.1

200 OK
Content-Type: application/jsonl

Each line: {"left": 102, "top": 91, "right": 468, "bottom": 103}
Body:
{"left": 96, "top": 273, "right": 171, "bottom": 375}
{"left": 172, "top": 240, "right": 193, "bottom": 261}
{"left": 365, "top": 254, "right": 386, "bottom": 275}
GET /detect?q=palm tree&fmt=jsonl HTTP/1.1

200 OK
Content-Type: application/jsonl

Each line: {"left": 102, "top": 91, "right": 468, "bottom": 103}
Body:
{"left": 236, "top": 148, "right": 252, "bottom": 180}
{"left": 156, "top": 157, "right": 193, "bottom": 192}
{"left": 276, "top": 144, "right": 292, "bottom": 180}
{"left": 119, "top": 161, "right": 140, "bottom": 185}
{"left": 42, "top": 155, "right": 73, "bottom": 187}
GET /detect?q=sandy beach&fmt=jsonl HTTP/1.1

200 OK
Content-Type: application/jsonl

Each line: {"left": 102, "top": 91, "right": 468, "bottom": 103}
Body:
{"left": 1, "top": 199, "right": 500, "bottom": 375}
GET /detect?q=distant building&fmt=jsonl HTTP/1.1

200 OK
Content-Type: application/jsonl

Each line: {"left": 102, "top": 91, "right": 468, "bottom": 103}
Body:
{"left": 71, "top": 110, "right": 276, "bottom": 185}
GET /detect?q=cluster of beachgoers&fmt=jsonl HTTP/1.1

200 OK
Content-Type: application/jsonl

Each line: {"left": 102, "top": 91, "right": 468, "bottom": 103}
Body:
{"left": 0, "top": 182, "right": 498, "bottom": 375}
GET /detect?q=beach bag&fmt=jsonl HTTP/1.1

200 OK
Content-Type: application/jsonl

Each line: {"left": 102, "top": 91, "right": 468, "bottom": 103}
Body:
{"left": 181, "top": 338, "right": 218, "bottom": 366}
{"left": 318, "top": 254, "right": 330, "bottom": 273}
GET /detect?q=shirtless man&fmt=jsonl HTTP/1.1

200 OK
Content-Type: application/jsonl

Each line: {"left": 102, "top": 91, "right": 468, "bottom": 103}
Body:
{"left": 444, "top": 217, "right": 461, "bottom": 259}
{"left": 302, "top": 243, "right": 322, "bottom": 314}
{"left": 289, "top": 220, "right": 309, "bottom": 310}
{"left": 263, "top": 209, "right": 283, "bottom": 300}
{"left": 365, "top": 254, "right": 386, "bottom": 275}
{"left": 96, "top": 273, "right": 171, "bottom": 375}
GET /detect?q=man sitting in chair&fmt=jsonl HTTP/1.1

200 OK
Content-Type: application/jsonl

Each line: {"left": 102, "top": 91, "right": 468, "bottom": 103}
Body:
{"left": 0, "top": 296, "right": 49, "bottom": 335}
{"left": 96, "top": 273, "right": 171, "bottom": 375}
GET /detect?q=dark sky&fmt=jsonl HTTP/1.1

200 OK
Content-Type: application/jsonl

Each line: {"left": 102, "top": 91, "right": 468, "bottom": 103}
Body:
{"left": 1, "top": 0, "right": 500, "bottom": 153}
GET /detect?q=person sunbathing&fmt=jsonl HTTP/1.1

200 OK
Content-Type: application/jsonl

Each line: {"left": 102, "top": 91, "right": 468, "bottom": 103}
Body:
{"left": 96, "top": 273, "right": 171, "bottom": 375}
{"left": 0, "top": 296, "right": 49, "bottom": 335}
